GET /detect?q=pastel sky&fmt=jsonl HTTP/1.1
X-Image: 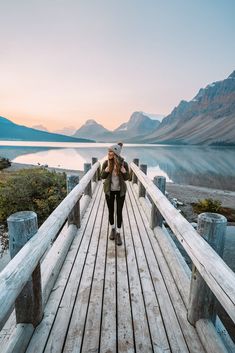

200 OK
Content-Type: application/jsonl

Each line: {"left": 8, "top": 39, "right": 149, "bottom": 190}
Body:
{"left": 0, "top": 0, "right": 235, "bottom": 131}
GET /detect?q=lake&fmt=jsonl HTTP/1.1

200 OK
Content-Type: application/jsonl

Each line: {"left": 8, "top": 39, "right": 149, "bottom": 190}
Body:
{"left": 1, "top": 141, "right": 235, "bottom": 190}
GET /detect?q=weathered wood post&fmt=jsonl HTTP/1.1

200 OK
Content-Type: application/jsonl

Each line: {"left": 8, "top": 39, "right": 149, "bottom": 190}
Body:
{"left": 92, "top": 157, "right": 98, "bottom": 182}
{"left": 188, "top": 212, "right": 227, "bottom": 325}
{"left": 138, "top": 164, "right": 147, "bottom": 198}
{"left": 7, "top": 211, "right": 43, "bottom": 327}
{"left": 84, "top": 163, "right": 92, "bottom": 197}
{"left": 132, "top": 158, "right": 139, "bottom": 184}
{"left": 150, "top": 176, "right": 166, "bottom": 229}
{"left": 67, "top": 174, "right": 80, "bottom": 228}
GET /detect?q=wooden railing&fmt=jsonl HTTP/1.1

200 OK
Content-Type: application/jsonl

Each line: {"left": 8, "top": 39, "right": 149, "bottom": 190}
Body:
{"left": 0, "top": 160, "right": 100, "bottom": 331}
{"left": 130, "top": 160, "right": 235, "bottom": 351}
{"left": 1, "top": 156, "right": 234, "bottom": 352}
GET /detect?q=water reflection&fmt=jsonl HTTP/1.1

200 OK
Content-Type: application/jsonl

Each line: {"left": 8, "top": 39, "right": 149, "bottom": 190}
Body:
{"left": 0, "top": 144, "right": 235, "bottom": 190}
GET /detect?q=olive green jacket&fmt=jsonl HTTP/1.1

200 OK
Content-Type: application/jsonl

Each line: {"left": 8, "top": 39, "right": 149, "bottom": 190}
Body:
{"left": 101, "top": 160, "right": 130, "bottom": 197}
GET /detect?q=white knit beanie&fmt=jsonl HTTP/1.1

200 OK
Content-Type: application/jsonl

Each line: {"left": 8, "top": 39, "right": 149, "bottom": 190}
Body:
{"left": 109, "top": 143, "right": 122, "bottom": 156}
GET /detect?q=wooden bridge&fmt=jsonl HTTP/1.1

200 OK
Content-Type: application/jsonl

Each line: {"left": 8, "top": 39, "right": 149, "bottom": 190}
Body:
{"left": 0, "top": 159, "right": 235, "bottom": 353}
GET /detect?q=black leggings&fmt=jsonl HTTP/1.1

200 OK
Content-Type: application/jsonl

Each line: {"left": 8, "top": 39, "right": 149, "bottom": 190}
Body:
{"left": 105, "top": 191, "right": 125, "bottom": 228}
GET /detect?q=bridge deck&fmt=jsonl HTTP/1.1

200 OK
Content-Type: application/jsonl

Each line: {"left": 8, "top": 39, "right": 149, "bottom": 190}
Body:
{"left": 25, "top": 181, "right": 205, "bottom": 353}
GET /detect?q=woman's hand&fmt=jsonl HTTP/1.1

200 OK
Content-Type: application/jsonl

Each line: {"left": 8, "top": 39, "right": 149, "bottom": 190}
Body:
{"left": 105, "top": 159, "right": 110, "bottom": 172}
{"left": 121, "top": 165, "right": 126, "bottom": 173}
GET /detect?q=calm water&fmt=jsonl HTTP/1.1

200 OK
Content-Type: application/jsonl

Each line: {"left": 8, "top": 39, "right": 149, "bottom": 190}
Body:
{"left": 1, "top": 141, "right": 235, "bottom": 190}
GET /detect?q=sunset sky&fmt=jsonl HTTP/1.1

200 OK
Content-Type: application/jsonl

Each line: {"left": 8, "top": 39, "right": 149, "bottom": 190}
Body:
{"left": 0, "top": 0, "right": 234, "bottom": 131}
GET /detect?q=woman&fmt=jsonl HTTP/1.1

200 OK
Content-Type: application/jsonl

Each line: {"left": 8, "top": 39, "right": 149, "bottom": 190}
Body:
{"left": 101, "top": 143, "right": 129, "bottom": 246}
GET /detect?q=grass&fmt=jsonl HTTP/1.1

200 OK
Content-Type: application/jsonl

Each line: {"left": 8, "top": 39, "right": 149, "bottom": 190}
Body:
{"left": 192, "top": 198, "right": 235, "bottom": 222}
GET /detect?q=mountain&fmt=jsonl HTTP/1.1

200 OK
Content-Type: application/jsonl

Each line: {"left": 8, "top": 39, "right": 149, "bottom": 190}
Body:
{"left": 53, "top": 126, "right": 77, "bottom": 136}
{"left": 73, "top": 119, "right": 112, "bottom": 140}
{"left": 73, "top": 113, "right": 161, "bottom": 142}
{"left": 140, "top": 71, "right": 235, "bottom": 145}
{"left": 143, "top": 113, "right": 165, "bottom": 121}
{"left": 114, "top": 112, "right": 161, "bottom": 141}
{"left": 0, "top": 116, "right": 93, "bottom": 142}
{"left": 32, "top": 125, "right": 49, "bottom": 132}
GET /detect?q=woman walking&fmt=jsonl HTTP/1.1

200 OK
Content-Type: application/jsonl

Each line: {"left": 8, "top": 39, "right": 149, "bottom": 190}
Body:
{"left": 101, "top": 143, "right": 129, "bottom": 245}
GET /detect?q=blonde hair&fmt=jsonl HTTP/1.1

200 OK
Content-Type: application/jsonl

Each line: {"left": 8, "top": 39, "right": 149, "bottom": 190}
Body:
{"left": 108, "top": 155, "right": 121, "bottom": 175}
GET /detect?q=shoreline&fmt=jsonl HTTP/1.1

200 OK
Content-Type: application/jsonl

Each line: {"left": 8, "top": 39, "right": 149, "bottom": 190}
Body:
{"left": 4, "top": 161, "right": 84, "bottom": 177}
{"left": 3, "top": 162, "right": 235, "bottom": 222}
{"left": 166, "top": 182, "right": 235, "bottom": 224}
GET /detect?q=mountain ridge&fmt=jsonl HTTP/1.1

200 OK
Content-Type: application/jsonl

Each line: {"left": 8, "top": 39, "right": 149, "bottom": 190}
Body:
{"left": 73, "top": 112, "right": 161, "bottom": 142}
{"left": 1, "top": 70, "right": 235, "bottom": 145}
{"left": 139, "top": 70, "right": 235, "bottom": 145}
{"left": 0, "top": 116, "right": 93, "bottom": 142}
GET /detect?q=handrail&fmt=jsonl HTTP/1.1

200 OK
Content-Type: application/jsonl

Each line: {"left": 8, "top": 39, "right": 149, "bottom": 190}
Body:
{"left": 130, "top": 162, "right": 235, "bottom": 324}
{"left": 0, "top": 161, "right": 100, "bottom": 329}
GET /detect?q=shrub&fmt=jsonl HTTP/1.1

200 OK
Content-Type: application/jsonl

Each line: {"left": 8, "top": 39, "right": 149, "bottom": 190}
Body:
{"left": 0, "top": 157, "right": 11, "bottom": 170}
{"left": 0, "top": 168, "right": 66, "bottom": 226}
{"left": 193, "top": 198, "right": 222, "bottom": 213}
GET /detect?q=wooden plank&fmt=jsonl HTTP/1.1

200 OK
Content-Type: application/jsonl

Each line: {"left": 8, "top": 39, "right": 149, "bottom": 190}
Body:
{"left": 116, "top": 224, "right": 135, "bottom": 353}
{"left": 126, "top": 187, "right": 174, "bottom": 353}
{"left": 62, "top": 188, "right": 105, "bottom": 353}
{"left": 0, "top": 161, "right": 100, "bottom": 330}
{"left": 122, "top": 199, "right": 153, "bottom": 352}
{"left": 8, "top": 211, "right": 43, "bottom": 327}
{"left": 129, "top": 183, "right": 211, "bottom": 353}
{"left": 1, "top": 192, "right": 95, "bottom": 352}
{"left": 130, "top": 163, "right": 235, "bottom": 325}
{"left": 133, "top": 185, "right": 234, "bottom": 351}
{"left": 2, "top": 324, "right": 34, "bottom": 353}
{"left": 188, "top": 213, "right": 227, "bottom": 325}
{"left": 196, "top": 319, "right": 228, "bottom": 353}
{"left": 127, "top": 183, "right": 190, "bottom": 353}
{"left": 81, "top": 201, "right": 109, "bottom": 352}
{"left": 41, "top": 224, "right": 78, "bottom": 307}
{"left": 154, "top": 226, "right": 191, "bottom": 307}
{"left": 99, "top": 210, "right": 117, "bottom": 353}
{"left": 1, "top": 187, "right": 96, "bottom": 350}
{"left": 25, "top": 182, "right": 103, "bottom": 353}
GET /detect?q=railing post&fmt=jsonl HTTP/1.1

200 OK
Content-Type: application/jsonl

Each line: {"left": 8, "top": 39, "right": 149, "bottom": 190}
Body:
{"left": 67, "top": 174, "right": 80, "bottom": 228}
{"left": 7, "top": 211, "right": 43, "bottom": 327}
{"left": 132, "top": 158, "right": 139, "bottom": 184}
{"left": 92, "top": 157, "right": 98, "bottom": 182}
{"left": 150, "top": 176, "right": 166, "bottom": 229}
{"left": 188, "top": 212, "right": 227, "bottom": 325}
{"left": 84, "top": 163, "right": 92, "bottom": 197}
{"left": 138, "top": 164, "right": 147, "bottom": 198}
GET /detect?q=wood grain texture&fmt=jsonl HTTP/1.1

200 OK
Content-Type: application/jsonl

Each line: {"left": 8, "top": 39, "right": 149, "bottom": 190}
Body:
{"left": 125, "top": 189, "right": 170, "bottom": 353}
{"left": 188, "top": 213, "right": 227, "bottom": 325}
{"left": 8, "top": 211, "right": 43, "bottom": 327}
{"left": 84, "top": 163, "right": 92, "bottom": 197}
{"left": 81, "top": 203, "right": 108, "bottom": 352}
{"left": 2, "top": 324, "right": 34, "bottom": 353}
{"left": 130, "top": 162, "right": 235, "bottom": 325}
{"left": 116, "top": 219, "right": 135, "bottom": 353}
{"left": 62, "top": 186, "right": 104, "bottom": 353}
{"left": 129, "top": 187, "right": 205, "bottom": 353}
{"left": 99, "top": 209, "right": 117, "bottom": 353}
{"left": 196, "top": 319, "right": 228, "bottom": 353}
{"left": 26, "top": 182, "right": 102, "bottom": 353}
{"left": 122, "top": 199, "right": 153, "bottom": 352}
{"left": 132, "top": 159, "right": 139, "bottom": 184}
{"left": 138, "top": 164, "right": 147, "bottom": 198}
{"left": 0, "top": 161, "right": 100, "bottom": 330}
{"left": 3, "top": 177, "right": 232, "bottom": 353}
